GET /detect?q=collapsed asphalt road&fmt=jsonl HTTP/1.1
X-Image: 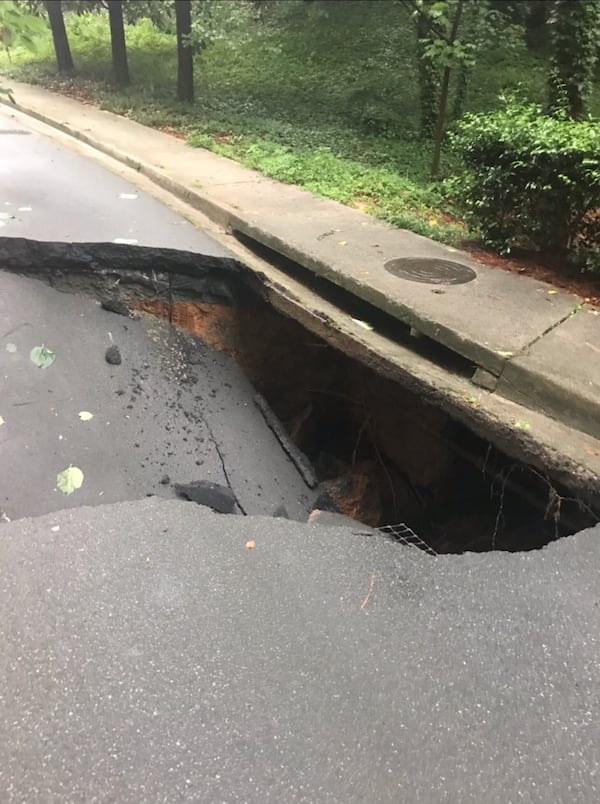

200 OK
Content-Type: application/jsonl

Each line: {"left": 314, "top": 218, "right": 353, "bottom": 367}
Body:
{"left": 2, "top": 103, "right": 600, "bottom": 804}
{"left": 3, "top": 258, "right": 600, "bottom": 803}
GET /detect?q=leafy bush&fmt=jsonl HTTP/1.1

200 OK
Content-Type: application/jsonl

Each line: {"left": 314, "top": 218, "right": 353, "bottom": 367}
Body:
{"left": 66, "top": 12, "right": 111, "bottom": 65}
{"left": 448, "top": 100, "right": 600, "bottom": 270}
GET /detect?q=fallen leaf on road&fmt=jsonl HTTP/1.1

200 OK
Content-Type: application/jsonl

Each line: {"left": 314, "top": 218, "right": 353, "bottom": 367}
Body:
{"left": 78, "top": 411, "right": 94, "bottom": 421}
{"left": 30, "top": 345, "right": 56, "bottom": 369}
{"left": 337, "top": 240, "right": 348, "bottom": 246}
{"left": 0, "top": 415, "right": 4, "bottom": 426}
{"left": 245, "top": 540, "right": 256, "bottom": 550}
{"left": 56, "top": 465, "right": 84, "bottom": 495}
{"left": 514, "top": 420, "right": 531, "bottom": 431}
{"left": 586, "top": 449, "right": 598, "bottom": 456}
{"left": 547, "top": 290, "right": 558, "bottom": 295}
{"left": 5, "top": 343, "right": 16, "bottom": 353}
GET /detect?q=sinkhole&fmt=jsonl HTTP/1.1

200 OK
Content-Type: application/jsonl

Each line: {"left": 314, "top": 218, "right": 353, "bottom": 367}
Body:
{"left": 5, "top": 237, "right": 598, "bottom": 554}
{"left": 131, "top": 290, "right": 596, "bottom": 553}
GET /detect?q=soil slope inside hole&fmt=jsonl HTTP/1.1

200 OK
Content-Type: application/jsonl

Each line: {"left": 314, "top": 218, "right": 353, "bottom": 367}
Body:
{"left": 132, "top": 295, "right": 596, "bottom": 553}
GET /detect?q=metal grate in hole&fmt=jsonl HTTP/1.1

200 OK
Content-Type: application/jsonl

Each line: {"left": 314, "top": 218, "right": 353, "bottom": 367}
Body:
{"left": 377, "top": 522, "right": 438, "bottom": 555}
{"left": 384, "top": 257, "right": 477, "bottom": 285}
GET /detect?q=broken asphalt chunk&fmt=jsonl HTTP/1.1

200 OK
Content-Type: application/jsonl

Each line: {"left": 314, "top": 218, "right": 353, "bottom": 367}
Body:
{"left": 101, "top": 298, "right": 131, "bottom": 317}
{"left": 105, "top": 344, "right": 122, "bottom": 365}
{"left": 173, "top": 480, "right": 238, "bottom": 514}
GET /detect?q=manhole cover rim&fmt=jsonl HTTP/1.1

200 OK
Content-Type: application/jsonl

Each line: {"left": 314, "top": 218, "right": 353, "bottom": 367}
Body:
{"left": 384, "top": 257, "right": 477, "bottom": 286}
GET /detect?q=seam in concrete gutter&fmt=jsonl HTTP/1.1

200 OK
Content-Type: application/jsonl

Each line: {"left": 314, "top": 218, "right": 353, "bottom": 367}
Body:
{"left": 510, "top": 304, "right": 582, "bottom": 357}
{"left": 492, "top": 302, "right": 582, "bottom": 384}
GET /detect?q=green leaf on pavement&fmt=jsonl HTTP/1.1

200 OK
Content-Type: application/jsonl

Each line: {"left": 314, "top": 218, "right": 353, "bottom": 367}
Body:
{"left": 5, "top": 343, "right": 17, "bottom": 352}
{"left": 56, "top": 465, "right": 84, "bottom": 495}
{"left": 30, "top": 345, "right": 56, "bottom": 369}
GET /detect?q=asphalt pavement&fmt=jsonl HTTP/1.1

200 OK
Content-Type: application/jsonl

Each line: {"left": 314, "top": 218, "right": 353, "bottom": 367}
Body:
{"left": 2, "top": 499, "right": 600, "bottom": 803}
{"left": 0, "top": 269, "right": 318, "bottom": 521}
{"left": 2, "top": 96, "right": 600, "bottom": 804}
{"left": 0, "top": 107, "right": 227, "bottom": 253}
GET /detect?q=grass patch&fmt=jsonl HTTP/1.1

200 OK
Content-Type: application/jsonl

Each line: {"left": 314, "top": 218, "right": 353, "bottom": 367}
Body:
{"left": 2, "top": 0, "right": 598, "bottom": 247}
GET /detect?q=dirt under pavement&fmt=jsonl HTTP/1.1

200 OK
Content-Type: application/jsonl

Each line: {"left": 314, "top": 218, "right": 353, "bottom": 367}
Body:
{"left": 132, "top": 296, "right": 593, "bottom": 553}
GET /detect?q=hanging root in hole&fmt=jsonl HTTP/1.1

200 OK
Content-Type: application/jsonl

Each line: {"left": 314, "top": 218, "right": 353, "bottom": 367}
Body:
{"left": 490, "top": 462, "right": 599, "bottom": 549}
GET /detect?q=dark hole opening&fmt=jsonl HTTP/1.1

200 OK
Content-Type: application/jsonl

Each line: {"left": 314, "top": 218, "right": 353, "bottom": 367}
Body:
{"left": 7, "top": 239, "right": 597, "bottom": 555}
{"left": 232, "top": 230, "right": 477, "bottom": 379}
{"left": 132, "top": 278, "right": 598, "bottom": 554}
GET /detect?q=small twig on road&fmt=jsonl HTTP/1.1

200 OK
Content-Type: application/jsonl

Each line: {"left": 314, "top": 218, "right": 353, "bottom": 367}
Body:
{"left": 360, "top": 574, "right": 375, "bottom": 610}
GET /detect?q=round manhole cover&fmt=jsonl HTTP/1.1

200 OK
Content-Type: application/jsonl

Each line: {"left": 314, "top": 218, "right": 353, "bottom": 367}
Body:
{"left": 384, "top": 258, "right": 477, "bottom": 285}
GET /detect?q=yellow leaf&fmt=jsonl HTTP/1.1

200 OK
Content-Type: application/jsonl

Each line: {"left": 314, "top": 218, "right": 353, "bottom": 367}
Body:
{"left": 56, "top": 465, "right": 84, "bottom": 495}
{"left": 547, "top": 290, "right": 558, "bottom": 295}
{"left": 78, "top": 411, "right": 94, "bottom": 421}
{"left": 245, "top": 540, "right": 256, "bottom": 550}
{"left": 337, "top": 240, "right": 347, "bottom": 246}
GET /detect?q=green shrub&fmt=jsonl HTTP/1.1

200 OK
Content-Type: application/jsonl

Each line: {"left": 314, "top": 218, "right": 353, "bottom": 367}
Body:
{"left": 448, "top": 100, "right": 600, "bottom": 270}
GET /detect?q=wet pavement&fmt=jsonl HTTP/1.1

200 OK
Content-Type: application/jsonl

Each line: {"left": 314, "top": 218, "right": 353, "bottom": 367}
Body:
{"left": 0, "top": 269, "right": 317, "bottom": 521}
{"left": 0, "top": 106, "right": 228, "bottom": 253}
{"left": 2, "top": 498, "right": 600, "bottom": 803}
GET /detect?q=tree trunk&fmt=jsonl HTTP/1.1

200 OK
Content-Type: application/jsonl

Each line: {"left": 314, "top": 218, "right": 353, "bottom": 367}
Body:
{"left": 45, "top": 0, "right": 74, "bottom": 73}
{"left": 108, "top": 0, "right": 129, "bottom": 86}
{"left": 416, "top": 9, "right": 437, "bottom": 137}
{"left": 175, "top": 0, "right": 193, "bottom": 103}
{"left": 548, "top": 0, "right": 600, "bottom": 120}
{"left": 430, "top": 0, "right": 464, "bottom": 180}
